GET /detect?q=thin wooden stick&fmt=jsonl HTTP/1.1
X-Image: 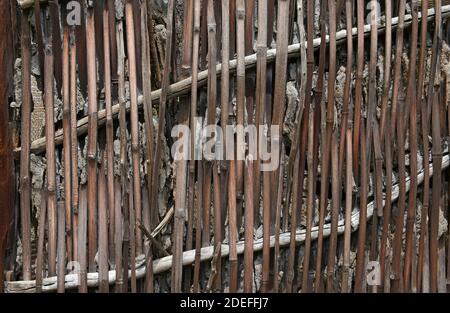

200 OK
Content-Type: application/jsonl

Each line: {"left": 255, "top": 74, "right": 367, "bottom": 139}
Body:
{"left": 326, "top": 129, "right": 340, "bottom": 293}
{"left": 191, "top": 0, "right": 203, "bottom": 293}
{"left": 44, "top": 8, "right": 57, "bottom": 277}
{"left": 404, "top": 0, "right": 419, "bottom": 291}
{"left": 150, "top": 0, "right": 175, "bottom": 236}
{"left": 86, "top": 3, "right": 98, "bottom": 274}
{"left": 235, "top": 0, "right": 245, "bottom": 234}
{"left": 128, "top": 178, "right": 137, "bottom": 293}
{"left": 316, "top": 0, "right": 335, "bottom": 292}
{"left": 19, "top": 8, "right": 32, "bottom": 281}
{"left": 379, "top": 111, "right": 393, "bottom": 292}
{"left": 257, "top": 0, "right": 270, "bottom": 294}
{"left": 273, "top": 145, "right": 285, "bottom": 293}
{"left": 365, "top": 0, "right": 379, "bottom": 165}
{"left": 391, "top": 79, "right": 407, "bottom": 292}
{"left": 370, "top": 121, "right": 383, "bottom": 293}
{"left": 253, "top": 0, "right": 266, "bottom": 231}
{"left": 141, "top": 0, "right": 155, "bottom": 292}
{"left": 285, "top": 0, "right": 309, "bottom": 291}
{"left": 340, "top": 0, "right": 353, "bottom": 294}
{"left": 355, "top": 118, "right": 368, "bottom": 293}
{"left": 244, "top": 0, "right": 256, "bottom": 233}
{"left": 429, "top": 1, "right": 443, "bottom": 292}
{"left": 98, "top": 154, "right": 109, "bottom": 293}
{"left": 311, "top": 0, "right": 327, "bottom": 290}
{"left": 338, "top": 0, "right": 353, "bottom": 182}
{"left": 33, "top": 0, "right": 44, "bottom": 91}
{"left": 228, "top": 160, "right": 238, "bottom": 292}
{"left": 103, "top": 0, "right": 115, "bottom": 268}
{"left": 179, "top": 0, "right": 195, "bottom": 292}
{"left": 341, "top": 127, "right": 353, "bottom": 293}
{"left": 212, "top": 163, "right": 222, "bottom": 291}
{"left": 390, "top": 0, "right": 407, "bottom": 135}
{"left": 447, "top": 66, "right": 450, "bottom": 293}
{"left": 301, "top": 106, "right": 315, "bottom": 293}
{"left": 69, "top": 27, "right": 79, "bottom": 264}
{"left": 35, "top": 191, "right": 46, "bottom": 293}
{"left": 193, "top": 162, "right": 204, "bottom": 293}
{"left": 116, "top": 21, "right": 127, "bottom": 294}
{"left": 219, "top": 0, "right": 230, "bottom": 215}
{"left": 57, "top": 202, "right": 65, "bottom": 293}
{"left": 125, "top": 0, "right": 143, "bottom": 255}
{"left": 171, "top": 0, "right": 193, "bottom": 293}
{"left": 416, "top": 0, "right": 430, "bottom": 292}
{"left": 286, "top": 153, "right": 300, "bottom": 293}
{"left": 352, "top": 0, "right": 364, "bottom": 183}
{"left": 243, "top": 159, "right": 254, "bottom": 293}
{"left": 77, "top": 186, "right": 88, "bottom": 293}
{"left": 380, "top": 0, "right": 393, "bottom": 140}
{"left": 62, "top": 22, "right": 73, "bottom": 266}
{"left": 171, "top": 127, "right": 188, "bottom": 293}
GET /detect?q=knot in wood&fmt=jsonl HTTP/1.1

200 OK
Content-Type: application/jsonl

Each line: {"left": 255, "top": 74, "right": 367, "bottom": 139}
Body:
{"left": 237, "top": 9, "right": 245, "bottom": 20}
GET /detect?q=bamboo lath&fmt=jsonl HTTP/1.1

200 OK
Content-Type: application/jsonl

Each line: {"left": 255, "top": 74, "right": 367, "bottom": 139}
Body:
{"left": 3, "top": 1, "right": 450, "bottom": 294}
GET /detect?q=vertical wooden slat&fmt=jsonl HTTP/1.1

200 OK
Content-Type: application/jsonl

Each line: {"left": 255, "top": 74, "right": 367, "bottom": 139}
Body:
{"left": 86, "top": 3, "right": 98, "bottom": 274}
{"left": 43, "top": 7, "right": 57, "bottom": 277}
{"left": 19, "top": 9, "right": 33, "bottom": 281}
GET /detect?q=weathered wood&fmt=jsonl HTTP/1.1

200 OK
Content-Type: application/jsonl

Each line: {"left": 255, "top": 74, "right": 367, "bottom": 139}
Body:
{"left": 340, "top": 1, "right": 353, "bottom": 294}
{"left": 273, "top": 146, "right": 285, "bottom": 293}
{"left": 379, "top": 111, "right": 393, "bottom": 292}
{"left": 327, "top": 129, "right": 340, "bottom": 293}
{"left": 86, "top": 4, "right": 98, "bottom": 274}
{"left": 16, "top": 5, "right": 450, "bottom": 155}
{"left": 150, "top": 0, "right": 176, "bottom": 237}
{"left": 116, "top": 21, "right": 127, "bottom": 294}
{"left": 417, "top": 0, "right": 430, "bottom": 292}
{"left": 103, "top": 1, "right": 115, "bottom": 268}
{"left": 429, "top": 0, "right": 443, "bottom": 293}
{"left": 19, "top": 9, "right": 33, "bottom": 281}
{"left": 7, "top": 152, "right": 449, "bottom": 293}
{"left": 191, "top": 0, "right": 203, "bottom": 293}
{"left": 228, "top": 159, "right": 238, "bottom": 292}
{"left": 69, "top": 28, "right": 79, "bottom": 264}
{"left": 62, "top": 25, "right": 73, "bottom": 263}
{"left": 35, "top": 191, "right": 47, "bottom": 293}
{"left": 243, "top": 159, "right": 254, "bottom": 293}
{"left": 404, "top": 0, "right": 419, "bottom": 291}
{"left": 125, "top": 0, "right": 143, "bottom": 255}
{"left": 98, "top": 155, "right": 109, "bottom": 293}
{"left": 355, "top": 118, "right": 368, "bottom": 293}
{"left": 43, "top": 10, "right": 57, "bottom": 277}
{"left": 235, "top": 0, "right": 245, "bottom": 234}
{"left": 316, "top": 0, "right": 334, "bottom": 292}
{"left": 57, "top": 202, "right": 66, "bottom": 293}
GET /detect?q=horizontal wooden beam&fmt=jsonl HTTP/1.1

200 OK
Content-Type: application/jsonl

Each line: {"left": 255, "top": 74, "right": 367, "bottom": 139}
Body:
{"left": 14, "top": 5, "right": 450, "bottom": 155}
{"left": 5, "top": 153, "right": 449, "bottom": 292}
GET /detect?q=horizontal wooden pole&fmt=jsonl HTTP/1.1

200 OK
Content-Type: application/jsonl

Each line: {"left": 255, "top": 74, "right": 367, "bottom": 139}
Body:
{"left": 14, "top": 5, "right": 450, "bottom": 155}
{"left": 5, "top": 153, "right": 449, "bottom": 292}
